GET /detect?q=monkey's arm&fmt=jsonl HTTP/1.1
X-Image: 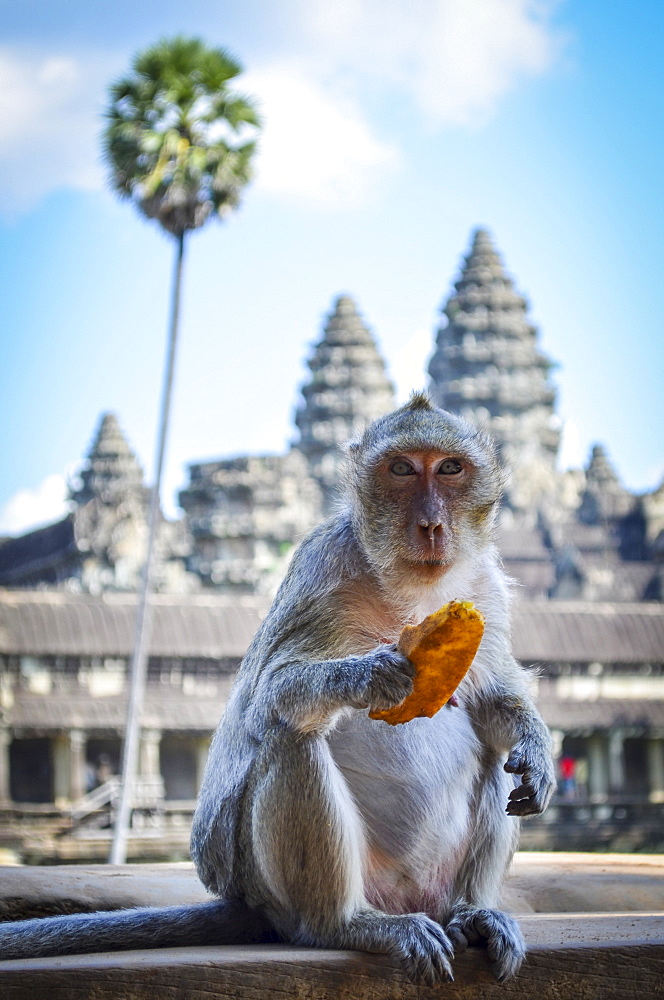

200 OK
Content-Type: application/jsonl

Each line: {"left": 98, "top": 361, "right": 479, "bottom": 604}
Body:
{"left": 253, "top": 643, "right": 415, "bottom": 733}
{"left": 496, "top": 687, "right": 556, "bottom": 817}
{"left": 467, "top": 662, "right": 556, "bottom": 817}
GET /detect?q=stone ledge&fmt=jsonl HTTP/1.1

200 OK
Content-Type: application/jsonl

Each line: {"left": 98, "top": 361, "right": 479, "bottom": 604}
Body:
{"left": 0, "top": 916, "right": 663, "bottom": 1000}
{"left": 1, "top": 852, "right": 663, "bottom": 919}
{"left": 0, "top": 856, "right": 663, "bottom": 999}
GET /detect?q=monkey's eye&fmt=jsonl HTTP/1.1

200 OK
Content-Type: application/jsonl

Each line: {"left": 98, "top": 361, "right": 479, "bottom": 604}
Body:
{"left": 390, "top": 459, "right": 416, "bottom": 476}
{"left": 438, "top": 459, "right": 463, "bottom": 475}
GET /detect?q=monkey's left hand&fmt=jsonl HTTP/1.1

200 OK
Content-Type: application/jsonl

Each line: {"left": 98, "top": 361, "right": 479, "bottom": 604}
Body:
{"left": 503, "top": 739, "right": 556, "bottom": 817}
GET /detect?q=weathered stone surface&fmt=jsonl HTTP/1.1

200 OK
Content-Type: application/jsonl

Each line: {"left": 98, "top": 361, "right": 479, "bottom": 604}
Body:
{"left": 1, "top": 854, "right": 663, "bottom": 922}
{"left": 503, "top": 851, "right": 664, "bottom": 913}
{"left": 0, "top": 915, "right": 662, "bottom": 1000}
{"left": 0, "top": 863, "right": 210, "bottom": 921}
{"left": 180, "top": 450, "right": 322, "bottom": 594}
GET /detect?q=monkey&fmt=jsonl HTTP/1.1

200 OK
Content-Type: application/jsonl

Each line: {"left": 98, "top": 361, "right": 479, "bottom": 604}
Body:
{"left": 0, "top": 394, "right": 555, "bottom": 984}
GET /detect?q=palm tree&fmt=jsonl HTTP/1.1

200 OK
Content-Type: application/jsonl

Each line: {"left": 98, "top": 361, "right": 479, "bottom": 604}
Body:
{"left": 102, "top": 37, "right": 261, "bottom": 864}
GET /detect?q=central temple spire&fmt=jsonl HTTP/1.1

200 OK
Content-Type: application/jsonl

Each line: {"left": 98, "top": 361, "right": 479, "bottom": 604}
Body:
{"left": 294, "top": 295, "right": 395, "bottom": 510}
{"left": 428, "top": 229, "right": 560, "bottom": 513}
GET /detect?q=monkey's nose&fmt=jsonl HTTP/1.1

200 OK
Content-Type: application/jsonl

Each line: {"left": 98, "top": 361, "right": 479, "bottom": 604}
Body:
{"left": 418, "top": 519, "right": 442, "bottom": 541}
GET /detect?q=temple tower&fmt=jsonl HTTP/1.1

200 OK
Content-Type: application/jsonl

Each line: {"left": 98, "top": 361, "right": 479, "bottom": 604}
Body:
{"left": 70, "top": 413, "right": 147, "bottom": 507}
{"left": 578, "top": 445, "right": 633, "bottom": 526}
{"left": 179, "top": 451, "right": 321, "bottom": 594}
{"left": 69, "top": 414, "right": 190, "bottom": 593}
{"left": 294, "top": 295, "right": 396, "bottom": 510}
{"left": 428, "top": 229, "right": 560, "bottom": 514}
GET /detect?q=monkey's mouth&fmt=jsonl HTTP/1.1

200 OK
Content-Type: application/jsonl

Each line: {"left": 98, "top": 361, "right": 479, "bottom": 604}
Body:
{"left": 402, "top": 555, "right": 452, "bottom": 573}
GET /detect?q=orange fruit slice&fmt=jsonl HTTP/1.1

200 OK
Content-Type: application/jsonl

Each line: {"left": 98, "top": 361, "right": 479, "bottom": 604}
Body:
{"left": 369, "top": 600, "right": 484, "bottom": 725}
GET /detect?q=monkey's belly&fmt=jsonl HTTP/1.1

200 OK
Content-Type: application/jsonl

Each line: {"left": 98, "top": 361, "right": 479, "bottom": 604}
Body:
{"left": 328, "top": 707, "right": 481, "bottom": 916}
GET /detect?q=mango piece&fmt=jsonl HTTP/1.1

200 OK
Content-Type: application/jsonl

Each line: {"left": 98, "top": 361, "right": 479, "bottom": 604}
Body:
{"left": 369, "top": 600, "right": 484, "bottom": 725}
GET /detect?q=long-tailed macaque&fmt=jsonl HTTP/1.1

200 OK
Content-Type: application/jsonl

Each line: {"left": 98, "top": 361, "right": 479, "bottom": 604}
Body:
{"left": 0, "top": 395, "right": 555, "bottom": 983}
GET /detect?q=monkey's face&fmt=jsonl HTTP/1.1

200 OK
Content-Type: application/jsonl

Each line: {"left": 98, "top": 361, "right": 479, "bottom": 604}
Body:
{"left": 348, "top": 399, "right": 504, "bottom": 582}
{"left": 367, "top": 449, "right": 485, "bottom": 579}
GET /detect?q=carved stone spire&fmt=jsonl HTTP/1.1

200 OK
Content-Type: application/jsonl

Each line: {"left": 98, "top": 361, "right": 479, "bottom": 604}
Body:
{"left": 428, "top": 228, "right": 560, "bottom": 513}
{"left": 578, "top": 444, "right": 633, "bottom": 525}
{"left": 70, "top": 413, "right": 146, "bottom": 506}
{"left": 295, "top": 295, "right": 396, "bottom": 509}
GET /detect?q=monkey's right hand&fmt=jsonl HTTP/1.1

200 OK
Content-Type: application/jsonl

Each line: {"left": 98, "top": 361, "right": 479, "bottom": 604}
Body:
{"left": 357, "top": 645, "right": 415, "bottom": 712}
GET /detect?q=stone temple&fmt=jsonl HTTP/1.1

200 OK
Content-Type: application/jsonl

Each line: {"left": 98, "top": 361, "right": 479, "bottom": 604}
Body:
{"left": 429, "top": 228, "right": 561, "bottom": 516}
{"left": 294, "top": 294, "right": 396, "bottom": 513}
{"left": 0, "top": 229, "right": 662, "bottom": 860}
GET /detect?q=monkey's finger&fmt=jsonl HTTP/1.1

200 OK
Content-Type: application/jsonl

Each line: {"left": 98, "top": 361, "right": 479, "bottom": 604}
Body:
{"left": 506, "top": 797, "right": 539, "bottom": 816}
{"left": 503, "top": 755, "right": 526, "bottom": 774}
{"left": 508, "top": 781, "right": 535, "bottom": 801}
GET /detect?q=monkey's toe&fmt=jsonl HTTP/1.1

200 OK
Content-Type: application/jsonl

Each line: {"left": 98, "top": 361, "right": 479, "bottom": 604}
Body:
{"left": 446, "top": 906, "right": 525, "bottom": 981}
{"left": 391, "top": 913, "right": 454, "bottom": 985}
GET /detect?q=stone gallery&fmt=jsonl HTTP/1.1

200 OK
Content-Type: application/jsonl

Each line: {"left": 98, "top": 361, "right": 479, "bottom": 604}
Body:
{"left": 0, "top": 230, "right": 662, "bottom": 860}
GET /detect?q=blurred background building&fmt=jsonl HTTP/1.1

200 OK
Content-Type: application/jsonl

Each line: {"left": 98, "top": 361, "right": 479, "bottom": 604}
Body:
{"left": 0, "top": 229, "right": 662, "bottom": 861}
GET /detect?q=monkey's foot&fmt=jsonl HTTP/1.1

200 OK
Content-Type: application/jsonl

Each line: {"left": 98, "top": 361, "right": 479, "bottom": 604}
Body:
{"left": 337, "top": 911, "right": 454, "bottom": 985}
{"left": 445, "top": 904, "right": 525, "bottom": 981}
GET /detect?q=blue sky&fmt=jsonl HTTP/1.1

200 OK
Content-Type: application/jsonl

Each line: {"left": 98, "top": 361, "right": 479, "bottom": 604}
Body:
{"left": 0, "top": 0, "right": 662, "bottom": 531}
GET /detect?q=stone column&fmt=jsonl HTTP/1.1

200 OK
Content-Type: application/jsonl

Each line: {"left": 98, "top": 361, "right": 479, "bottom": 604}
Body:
{"left": 69, "top": 729, "right": 87, "bottom": 803}
{"left": 647, "top": 737, "right": 664, "bottom": 804}
{"left": 608, "top": 729, "right": 625, "bottom": 797}
{"left": 195, "top": 736, "right": 211, "bottom": 794}
{"left": 139, "top": 729, "right": 162, "bottom": 777}
{"left": 549, "top": 728, "right": 564, "bottom": 759}
{"left": 587, "top": 733, "right": 609, "bottom": 803}
{"left": 0, "top": 727, "right": 12, "bottom": 803}
{"left": 53, "top": 734, "right": 70, "bottom": 807}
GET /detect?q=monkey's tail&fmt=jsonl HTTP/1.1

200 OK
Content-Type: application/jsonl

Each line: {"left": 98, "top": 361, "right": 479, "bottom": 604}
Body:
{"left": 0, "top": 899, "right": 277, "bottom": 961}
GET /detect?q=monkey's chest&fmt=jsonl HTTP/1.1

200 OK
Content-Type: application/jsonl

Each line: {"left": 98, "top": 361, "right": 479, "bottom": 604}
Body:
{"left": 328, "top": 707, "right": 480, "bottom": 912}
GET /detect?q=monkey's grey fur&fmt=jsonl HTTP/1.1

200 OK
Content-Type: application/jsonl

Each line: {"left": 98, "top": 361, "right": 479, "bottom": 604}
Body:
{"left": 0, "top": 395, "right": 555, "bottom": 983}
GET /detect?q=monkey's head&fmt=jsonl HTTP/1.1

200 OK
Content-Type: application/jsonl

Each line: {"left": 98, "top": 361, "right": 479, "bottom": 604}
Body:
{"left": 346, "top": 393, "right": 504, "bottom": 582}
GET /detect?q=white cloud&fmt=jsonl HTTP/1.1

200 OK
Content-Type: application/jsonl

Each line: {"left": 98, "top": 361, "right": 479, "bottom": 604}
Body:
{"left": 246, "top": 0, "right": 564, "bottom": 203}
{"left": 0, "top": 474, "right": 70, "bottom": 536}
{"left": 297, "top": 0, "right": 564, "bottom": 125}
{"left": 0, "top": 47, "right": 110, "bottom": 214}
{"left": 246, "top": 65, "right": 399, "bottom": 204}
{"left": 0, "top": 2, "right": 564, "bottom": 214}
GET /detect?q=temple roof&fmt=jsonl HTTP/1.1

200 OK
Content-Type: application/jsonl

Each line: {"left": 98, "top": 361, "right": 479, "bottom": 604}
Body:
{"left": 0, "top": 516, "right": 77, "bottom": 586}
{"left": 10, "top": 686, "right": 661, "bottom": 733}
{"left": 0, "top": 591, "right": 263, "bottom": 659}
{"left": 0, "top": 591, "right": 662, "bottom": 664}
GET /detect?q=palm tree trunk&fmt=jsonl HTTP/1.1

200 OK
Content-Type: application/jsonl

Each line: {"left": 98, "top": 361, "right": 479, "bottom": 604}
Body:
{"left": 110, "top": 231, "right": 185, "bottom": 865}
